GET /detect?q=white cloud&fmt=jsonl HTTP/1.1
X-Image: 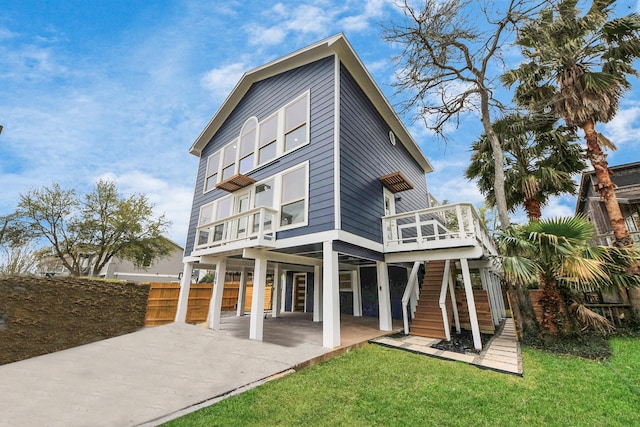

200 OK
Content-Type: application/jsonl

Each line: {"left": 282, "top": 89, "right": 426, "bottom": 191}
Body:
{"left": 338, "top": 0, "right": 389, "bottom": 32}
{"left": 201, "top": 62, "right": 247, "bottom": 100}
{"left": 541, "top": 196, "right": 576, "bottom": 219}
{"left": 601, "top": 103, "right": 640, "bottom": 148}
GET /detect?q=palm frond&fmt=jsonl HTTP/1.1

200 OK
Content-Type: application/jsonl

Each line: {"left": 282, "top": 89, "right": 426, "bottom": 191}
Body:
{"left": 569, "top": 301, "right": 615, "bottom": 334}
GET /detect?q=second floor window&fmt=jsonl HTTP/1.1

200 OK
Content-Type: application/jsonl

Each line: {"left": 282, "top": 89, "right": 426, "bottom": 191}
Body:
{"left": 203, "top": 91, "right": 310, "bottom": 193}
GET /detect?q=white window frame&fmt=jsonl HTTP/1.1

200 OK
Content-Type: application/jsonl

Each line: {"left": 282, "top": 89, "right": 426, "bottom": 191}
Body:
{"left": 277, "top": 162, "right": 309, "bottom": 231}
{"left": 195, "top": 161, "right": 310, "bottom": 249}
{"left": 202, "top": 91, "right": 310, "bottom": 194}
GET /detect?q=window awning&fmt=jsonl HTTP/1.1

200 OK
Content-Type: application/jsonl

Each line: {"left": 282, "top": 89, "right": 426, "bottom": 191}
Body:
{"left": 216, "top": 174, "right": 256, "bottom": 193}
{"left": 380, "top": 171, "right": 414, "bottom": 193}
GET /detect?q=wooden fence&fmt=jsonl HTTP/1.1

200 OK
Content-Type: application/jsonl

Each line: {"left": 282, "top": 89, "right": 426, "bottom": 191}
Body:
{"left": 145, "top": 281, "right": 272, "bottom": 327}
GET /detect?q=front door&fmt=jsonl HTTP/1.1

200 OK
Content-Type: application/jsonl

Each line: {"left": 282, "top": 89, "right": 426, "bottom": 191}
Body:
{"left": 292, "top": 273, "right": 307, "bottom": 312}
{"left": 383, "top": 187, "right": 397, "bottom": 242}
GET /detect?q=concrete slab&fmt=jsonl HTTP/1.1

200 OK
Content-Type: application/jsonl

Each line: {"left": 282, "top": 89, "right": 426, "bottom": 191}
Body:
{"left": 0, "top": 313, "right": 394, "bottom": 427}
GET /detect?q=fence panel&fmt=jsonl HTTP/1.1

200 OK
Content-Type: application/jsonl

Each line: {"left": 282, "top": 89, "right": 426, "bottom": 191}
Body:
{"left": 145, "top": 281, "right": 272, "bottom": 326}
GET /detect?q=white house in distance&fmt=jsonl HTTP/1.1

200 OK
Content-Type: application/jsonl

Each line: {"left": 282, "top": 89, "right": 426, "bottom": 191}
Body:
{"left": 37, "top": 239, "right": 184, "bottom": 283}
{"left": 175, "top": 34, "right": 504, "bottom": 350}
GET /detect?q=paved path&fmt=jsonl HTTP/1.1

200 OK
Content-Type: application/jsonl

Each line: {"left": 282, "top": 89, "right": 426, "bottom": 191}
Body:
{"left": 0, "top": 322, "right": 330, "bottom": 427}
{"left": 371, "top": 318, "right": 522, "bottom": 376}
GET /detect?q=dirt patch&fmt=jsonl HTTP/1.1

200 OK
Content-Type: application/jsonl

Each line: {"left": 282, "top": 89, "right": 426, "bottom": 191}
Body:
{"left": 0, "top": 276, "right": 149, "bottom": 365}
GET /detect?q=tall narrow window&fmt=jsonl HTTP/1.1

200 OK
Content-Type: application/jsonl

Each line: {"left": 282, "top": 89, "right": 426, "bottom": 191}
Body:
{"left": 197, "top": 203, "right": 215, "bottom": 246}
{"left": 213, "top": 197, "right": 232, "bottom": 241}
{"left": 284, "top": 96, "right": 307, "bottom": 152}
{"left": 239, "top": 118, "right": 257, "bottom": 174}
{"left": 258, "top": 115, "right": 277, "bottom": 164}
{"left": 280, "top": 166, "right": 306, "bottom": 226}
{"left": 221, "top": 143, "right": 237, "bottom": 181}
{"left": 254, "top": 179, "right": 274, "bottom": 232}
{"left": 204, "top": 153, "right": 220, "bottom": 192}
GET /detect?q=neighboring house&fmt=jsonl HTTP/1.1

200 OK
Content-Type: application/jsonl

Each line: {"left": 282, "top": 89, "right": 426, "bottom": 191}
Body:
{"left": 576, "top": 161, "right": 640, "bottom": 246}
{"left": 96, "top": 240, "right": 184, "bottom": 283}
{"left": 176, "top": 34, "right": 504, "bottom": 349}
{"left": 37, "top": 240, "right": 184, "bottom": 283}
{"left": 575, "top": 161, "right": 640, "bottom": 318}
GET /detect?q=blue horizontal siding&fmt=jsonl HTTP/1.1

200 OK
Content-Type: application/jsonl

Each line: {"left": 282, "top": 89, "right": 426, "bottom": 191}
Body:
{"left": 185, "top": 56, "right": 336, "bottom": 252}
{"left": 339, "top": 63, "right": 429, "bottom": 244}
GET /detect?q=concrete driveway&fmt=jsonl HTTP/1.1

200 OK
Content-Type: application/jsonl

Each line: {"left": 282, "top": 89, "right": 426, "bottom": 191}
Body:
{"left": 0, "top": 314, "right": 392, "bottom": 427}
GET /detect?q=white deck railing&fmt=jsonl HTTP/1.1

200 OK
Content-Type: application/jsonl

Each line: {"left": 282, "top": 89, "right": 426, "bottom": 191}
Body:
{"left": 591, "top": 230, "right": 640, "bottom": 247}
{"left": 195, "top": 206, "right": 279, "bottom": 251}
{"left": 382, "top": 203, "right": 497, "bottom": 256}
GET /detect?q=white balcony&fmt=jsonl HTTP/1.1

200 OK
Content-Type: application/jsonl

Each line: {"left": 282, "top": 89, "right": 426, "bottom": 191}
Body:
{"left": 382, "top": 203, "right": 497, "bottom": 257}
{"left": 194, "top": 206, "right": 279, "bottom": 255}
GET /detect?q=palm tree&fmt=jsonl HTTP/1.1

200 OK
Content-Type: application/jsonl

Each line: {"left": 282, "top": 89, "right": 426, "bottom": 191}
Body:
{"left": 502, "top": 0, "right": 640, "bottom": 246}
{"left": 499, "top": 216, "right": 640, "bottom": 335}
{"left": 466, "top": 113, "right": 585, "bottom": 221}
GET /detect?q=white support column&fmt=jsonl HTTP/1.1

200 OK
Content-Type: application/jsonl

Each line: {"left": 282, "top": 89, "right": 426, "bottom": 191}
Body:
{"left": 322, "top": 241, "right": 340, "bottom": 348}
{"left": 480, "top": 268, "right": 499, "bottom": 326}
{"left": 313, "top": 265, "right": 322, "bottom": 322}
{"left": 237, "top": 267, "right": 248, "bottom": 317}
{"left": 494, "top": 272, "right": 506, "bottom": 318}
{"left": 376, "top": 261, "right": 393, "bottom": 331}
{"left": 461, "top": 258, "right": 482, "bottom": 350}
{"left": 280, "top": 270, "right": 288, "bottom": 313}
{"left": 272, "top": 264, "right": 281, "bottom": 318}
{"left": 448, "top": 268, "right": 461, "bottom": 333}
{"left": 207, "top": 258, "right": 227, "bottom": 330}
{"left": 249, "top": 255, "right": 267, "bottom": 341}
{"left": 352, "top": 269, "right": 362, "bottom": 317}
{"left": 175, "top": 262, "right": 194, "bottom": 323}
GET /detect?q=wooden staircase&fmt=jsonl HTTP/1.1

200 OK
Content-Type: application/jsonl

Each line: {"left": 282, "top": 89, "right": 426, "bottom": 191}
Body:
{"left": 410, "top": 260, "right": 454, "bottom": 339}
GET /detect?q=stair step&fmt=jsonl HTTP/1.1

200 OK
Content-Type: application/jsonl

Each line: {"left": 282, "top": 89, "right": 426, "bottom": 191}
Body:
{"left": 410, "top": 326, "right": 447, "bottom": 339}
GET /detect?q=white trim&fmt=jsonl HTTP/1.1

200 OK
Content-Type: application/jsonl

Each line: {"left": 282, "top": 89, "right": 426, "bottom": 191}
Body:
{"left": 333, "top": 53, "right": 341, "bottom": 230}
{"left": 243, "top": 248, "right": 323, "bottom": 267}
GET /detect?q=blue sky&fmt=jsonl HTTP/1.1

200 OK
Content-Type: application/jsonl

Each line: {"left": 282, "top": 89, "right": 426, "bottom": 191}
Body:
{"left": 1, "top": 0, "right": 639, "bottom": 247}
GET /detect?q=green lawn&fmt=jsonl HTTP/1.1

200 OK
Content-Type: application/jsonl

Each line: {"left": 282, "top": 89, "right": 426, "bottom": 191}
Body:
{"left": 165, "top": 338, "right": 640, "bottom": 426}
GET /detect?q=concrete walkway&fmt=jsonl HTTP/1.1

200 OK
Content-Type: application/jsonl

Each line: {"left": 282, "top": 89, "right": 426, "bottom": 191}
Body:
{"left": 371, "top": 318, "right": 522, "bottom": 376}
{"left": 0, "top": 314, "right": 395, "bottom": 427}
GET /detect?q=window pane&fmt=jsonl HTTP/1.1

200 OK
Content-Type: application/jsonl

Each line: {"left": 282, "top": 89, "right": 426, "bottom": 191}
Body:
{"left": 280, "top": 200, "right": 304, "bottom": 226}
{"left": 258, "top": 141, "right": 276, "bottom": 164}
{"left": 281, "top": 167, "right": 306, "bottom": 203}
{"left": 239, "top": 154, "right": 254, "bottom": 174}
{"left": 255, "top": 180, "right": 274, "bottom": 207}
{"left": 253, "top": 212, "right": 273, "bottom": 233}
{"left": 216, "top": 198, "right": 231, "bottom": 220}
{"left": 197, "top": 230, "right": 210, "bottom": 246}
{"left": 199, "top": 204, "right": 214, "bottom": 225}
{"left": 222, "top": 164, "right": 235, "bottom": 180}
{"left": 205, "top": 174, "right": 217, "bottom": 192}
{"left": 223, "top": 143, "right": 237, "bottom": 166}
{"left": 285, "top": 97, "right": 307, "bottom": 131}
{"left": 284, "top": 124, "right": 307, "bottom": 151}
{"left": 240, "top": 129, "right": 256, "bottom": 158}
{"left": 207, "top": 153, "right": 220, "bottom": 174}
{"left": 259, "top": 115, "right": 277, "bottom": 147}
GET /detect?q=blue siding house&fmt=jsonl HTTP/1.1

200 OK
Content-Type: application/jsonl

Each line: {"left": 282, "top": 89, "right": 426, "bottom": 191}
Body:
{"left": 175, "top": 34, "right": 503, "bottom": 350}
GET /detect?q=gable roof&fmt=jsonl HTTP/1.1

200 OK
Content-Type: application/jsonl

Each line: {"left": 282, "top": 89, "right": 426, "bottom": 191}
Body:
{"left": 189, "top": 33, "right": 433, "bottom": 174}
{"left": 575, "top": 161, "right": 640, "bottom": 214}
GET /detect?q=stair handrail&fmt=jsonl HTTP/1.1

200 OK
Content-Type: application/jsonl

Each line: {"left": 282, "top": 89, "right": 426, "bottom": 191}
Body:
{"left": 439, "top": 259, "right": 452, "bottom": 341}
{"left": 402, "top": 261, "right": 421, "bottom": 334}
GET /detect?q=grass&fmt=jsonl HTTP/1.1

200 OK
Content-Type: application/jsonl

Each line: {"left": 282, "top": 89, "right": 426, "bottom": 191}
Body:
{"left": 165, "top": 338, "right": 640, "bottom": 427}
